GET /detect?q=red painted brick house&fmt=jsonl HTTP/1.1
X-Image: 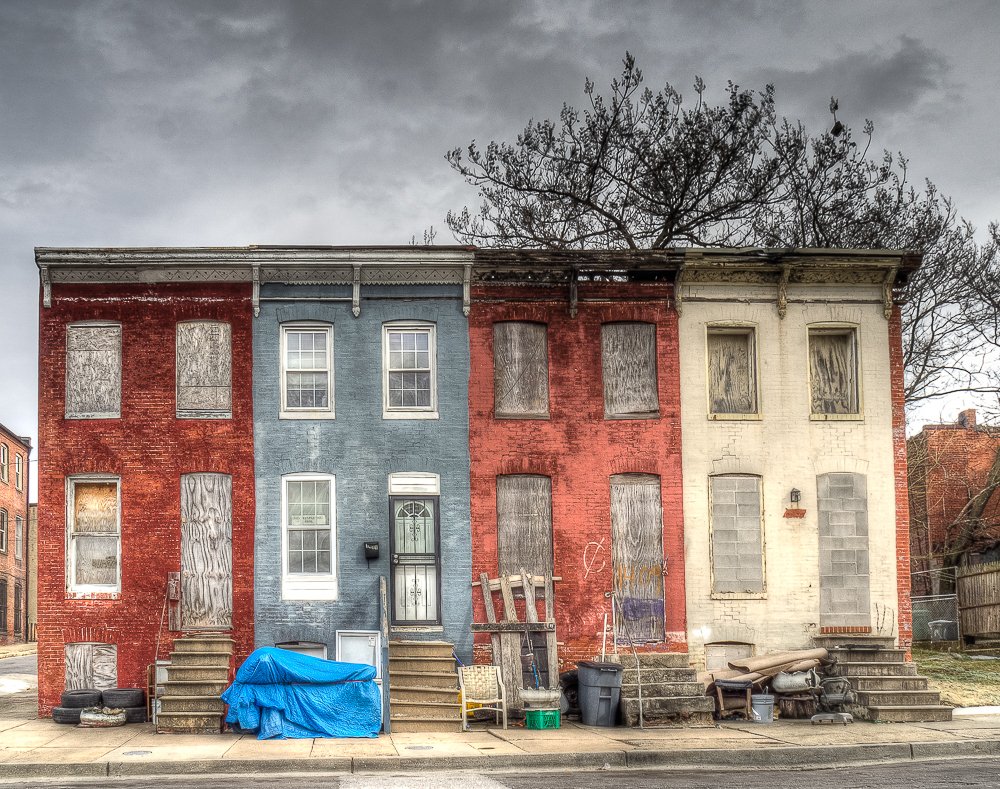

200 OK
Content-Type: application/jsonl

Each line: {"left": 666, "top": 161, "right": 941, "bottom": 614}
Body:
{"left": 909, "top": 409, "right": 1000, "bottom": 595}
{"left": 0, "top": 424, "right": 30, "bottom": 647}
{"left": 35, "top": 250, "right": 255, "bottom": 714}
{"left": 468, "top": 252, "right": 687, "bottom": 681}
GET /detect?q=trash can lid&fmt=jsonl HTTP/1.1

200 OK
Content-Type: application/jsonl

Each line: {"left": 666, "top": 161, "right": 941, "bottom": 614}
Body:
{"left": 577, "top": 660, "right": 623, "bottom": 672}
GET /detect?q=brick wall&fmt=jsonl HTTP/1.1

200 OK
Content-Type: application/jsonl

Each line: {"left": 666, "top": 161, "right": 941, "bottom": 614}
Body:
{"left": 37, "top": 282, "right": 255, "bottom": 714}
{"left": 0, "top": 425, "right": 30, "bottom": 647}
{"left": 468, "top": 282, "right": 687, "bottom": 672}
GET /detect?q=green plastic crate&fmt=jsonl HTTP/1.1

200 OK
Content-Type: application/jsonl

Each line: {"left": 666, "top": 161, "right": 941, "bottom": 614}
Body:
{"left": 525, "top": 708, "right": 560, "bottom": 730}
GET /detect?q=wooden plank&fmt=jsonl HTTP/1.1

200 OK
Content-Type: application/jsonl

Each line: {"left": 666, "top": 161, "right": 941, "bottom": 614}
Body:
{"left": 65, "top": 324, "right": 121, "bottom": 418}
{"left": 707, "top": 330, "right": 755, "bottom": 414}
{"left": 498, "top": 632, "right": 523, "bottom": 710}
{"left": 180, "top": 473, "right": 233, "bottom": 629}
{"left": 520, "top": 567, "right": 538, "bottom": 623}
{"left": 601, "top": 322, "right": 658, "bottom": 418}
{"left": 479, "top": 571, "right": 502, "bottom": 667}
{"left": 472, "top": 622, "right": 555, "bottom": 632}
{"left": 611, "top": 474, "right": 666, "bottom": 642}
{"left": 471, "top": 574, "right": 562, "bottom": 590}
{"left": 176, "top": 321, "right": 232, "bottom": 417}
{"left": 65, "top": 643, "right": 117, "bottom": 691}
{"left": 499, "top": 576, "right": 517, "bottom": 622}
{"left": 497, "top": 475, "right": 553, "bottom": 579}
{"left": 544, "top": 574, "right": 558, "bottom": 688}
{"left": 494, "top": 322, "right": 548, "bottom": 417}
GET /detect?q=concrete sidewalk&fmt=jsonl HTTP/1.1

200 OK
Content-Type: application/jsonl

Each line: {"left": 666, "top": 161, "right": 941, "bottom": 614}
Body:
{"left": 0, "top": 709, "right": 999, "bottom": 780}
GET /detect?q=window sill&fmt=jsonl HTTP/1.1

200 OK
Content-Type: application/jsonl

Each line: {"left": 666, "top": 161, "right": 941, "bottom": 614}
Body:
{"left": 708, "top": 413, "right": 762, "bottom": 421}
{"left": 383, "top": 411, "right": 439, "bottom": 420}
{"left": 809, "top": 413, "right": 864, "bottom": 422}
{"left": 65, "top": 414, "right": 120, "bottom": 420}
{"left": 66, "top": 591, "right": 121, "bottom": 600}
{"left": 177, "top": 412, "right": 233, "bottom": 420}
{"left": 494, "top": 413, "right": 550, "bottom": 420}
{"left": 391, "top": 625, "right": 444, "bottom": 633}
{"left": 604, "top": 413, "right": 660, "bottom": 421}
{"left": 711, "top": 592, "right": 767, "bottom": 601}
{"left": 280, "top": 411, "right": 336, "bottom": 420}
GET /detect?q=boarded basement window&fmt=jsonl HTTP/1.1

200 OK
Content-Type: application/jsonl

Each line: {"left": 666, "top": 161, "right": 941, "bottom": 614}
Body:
{"left": 705, "top": 642, "right": 753, "bottom": 672}
{"left": 707, "top": 328, "right": 757, "bottom": 415}
{"left": 710, "top": 475, "right": 764, "bottom": 595}
{"left": 809, "top": 328, "right": 859, "bottom": 415}
{"left": 601, "top": 322, "right": 659, "bottom": 418}
{"left": 180, "top": 473, "right": 233, "bottom": 630}
{"left": 493, "top": 322, "right": 549, "bottom": 418}
{"left": 176, "top": 321, "right": 232, "bottom": 418}
{"left": 65, "top": 324, "right": 121, "bottom": 419}
{"left": 610, "top": 474, "right": 665, "bottom": 642}
{"left": 496, "top": 475, "right": 553, "bottom": 578}
{"left": 65, "top": 643, "right": 117, "bottom": 691}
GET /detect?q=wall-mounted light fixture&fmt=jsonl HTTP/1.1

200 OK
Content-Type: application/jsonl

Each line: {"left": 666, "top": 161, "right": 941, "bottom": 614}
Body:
{"left": 790, "top": 488, "right": 801, "bottom": 505}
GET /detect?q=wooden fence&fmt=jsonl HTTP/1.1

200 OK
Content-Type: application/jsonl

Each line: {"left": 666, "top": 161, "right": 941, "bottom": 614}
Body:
{"left": 957, "top": 562, "right": 1000, "bottom": 639}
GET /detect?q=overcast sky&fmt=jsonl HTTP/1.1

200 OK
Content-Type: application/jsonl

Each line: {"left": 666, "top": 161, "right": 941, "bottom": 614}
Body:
{"left": 2, "top": 0, "right": 998, "bottom": 496}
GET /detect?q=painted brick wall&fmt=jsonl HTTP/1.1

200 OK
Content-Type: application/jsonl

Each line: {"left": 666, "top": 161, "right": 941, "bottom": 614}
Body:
{"left": 37, "top": 282, "right": 255, "bottom": 714}
{"left": 0, "top": 426, "right": 30, "bottom": 647}
{"left": 252, "top": 284, "right": 473, "bottom": 661}
{"left": 678, "top": 283, "right": 903, "bottom": 665}
{"left": 468, "top": 282, "right": 686, "bottom": 671}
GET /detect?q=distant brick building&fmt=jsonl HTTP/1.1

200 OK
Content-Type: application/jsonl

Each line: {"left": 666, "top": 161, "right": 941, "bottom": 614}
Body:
{"left": 908, "top": 409, "right": 1000, "bottom": 595}
{"left": 0, "top": 424, "right": 30, "bottom": 647}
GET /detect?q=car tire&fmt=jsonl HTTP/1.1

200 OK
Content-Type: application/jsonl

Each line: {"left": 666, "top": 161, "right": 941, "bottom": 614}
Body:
{"left": 60, "top": 689, "right": 102, "bottom": 709}
{"left": 52, "top": 706, "right": 83, "bottom": 724}
{"left": 123, "top": 705, "right": 148, "bottom": 724}
{"left": 101, "top": 688, "right": 145, "bottom": 708}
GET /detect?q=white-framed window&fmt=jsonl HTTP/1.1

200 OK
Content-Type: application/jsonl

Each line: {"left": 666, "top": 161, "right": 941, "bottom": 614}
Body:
{"left": 707, "top": 326, "right": 759, "bottom": 417}
{"left": 65, "top": 323, "right": 122, "bottom": 419}
{"left": 14, "top": 516, "right": 22, "bottom": 561}
{"left": 808, "top": 326, "right": 861, "bottom": 418}
{"left": 280, "top": 323, "right": 334, "bottom": 418}
{"left": 176, "top": 321, "right": 232, "bottom": 418}
{"left": 14, "top": 454, "right": 22, "bottom": 492}
{"left": 281, "top": 473, "right": 337, "bottom": 600}
{"left": 0, "top": 509, "right": 7, "bottom": 553}
{"left": 0, "top": 444, "right": 7, "bottom": 484}
{"left": 382, "top": 322, "right": 437, "bottom": 419}
{"left": 67, "top": 476, "right": 121, "bottom": 594}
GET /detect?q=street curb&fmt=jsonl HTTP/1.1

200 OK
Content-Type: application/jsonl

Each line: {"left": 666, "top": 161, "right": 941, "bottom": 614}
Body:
{"left": 0, "top": 740, "right": 998, "bottom": 779}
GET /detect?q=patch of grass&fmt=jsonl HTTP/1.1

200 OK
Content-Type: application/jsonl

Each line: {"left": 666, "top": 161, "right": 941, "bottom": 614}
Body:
{"left": 912, "top": 646, "right": 1000, "bottom": 707}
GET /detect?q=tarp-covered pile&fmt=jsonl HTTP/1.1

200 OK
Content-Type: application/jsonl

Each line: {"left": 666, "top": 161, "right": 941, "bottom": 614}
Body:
{"left": 222, "top": 647, "right": 381, "bottom": 739}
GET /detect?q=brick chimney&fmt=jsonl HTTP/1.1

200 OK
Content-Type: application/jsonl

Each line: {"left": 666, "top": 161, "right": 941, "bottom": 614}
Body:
{"left": 958, "top": 408, "right": 977, "bottom": 429}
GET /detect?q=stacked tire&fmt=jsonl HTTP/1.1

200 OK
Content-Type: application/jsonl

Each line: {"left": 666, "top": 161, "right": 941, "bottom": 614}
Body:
{"left": 52, "top": 688, "right": 147, "bottom": 724}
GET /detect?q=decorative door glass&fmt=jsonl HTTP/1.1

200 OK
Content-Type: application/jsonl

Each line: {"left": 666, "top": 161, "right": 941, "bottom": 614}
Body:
{"left": 391, "top": 497, "right": 440, "bottom": 624}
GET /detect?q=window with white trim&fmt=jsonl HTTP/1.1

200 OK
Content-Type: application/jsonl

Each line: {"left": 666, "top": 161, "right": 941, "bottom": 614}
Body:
{"left": 14, "top": 454, "right": 22, "bottom": 492}
{"left": 280, "top": 323, "right": 334, "bottom": 418}
{"left": 281, "top": 473, "right": 337, "bottom": 600}
{"left": 67, "top": 477, "right": 121, "bottom": 594}
{"left": 14, "top": 516, "right": 22, "bottom": 561}
{"left": 0, "top": 444, "right": 7, "bottom": 484}
{"left": 808, "top": 327, "right": 860, "bottom": 416}
{"left": 382, "top": 323, "right": 437, "bottom": 418}
{"left": 0, "top": 509, "right": 7, "bottom": 553}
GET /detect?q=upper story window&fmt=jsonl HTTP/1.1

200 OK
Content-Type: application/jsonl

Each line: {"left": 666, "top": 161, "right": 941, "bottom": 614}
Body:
{"left": 601, "top": 322, "right": 659, "bottom": 419}
{"left": 65, "top": 323, "right": 121, "bottom": 419}
{"left": 809, "top": 327, "right": 860, "bottom": 418}
{"left": 383, "top": 322, "right": 437, "bottom": 419}
{"left": 280, "top": 323, "right": 333, "bottom": 418}
{"left": 14, "top": 516, "right": 22, "bottom": 561}
{"left": 707, "top": 327, "right": 758, "bottom": 417}
{"left": 14, "top": 454, "right": 22, "bottom": 492}
{"left": 176, "top": 321, "right": 232, "bottom": 418}
{"left": 67, "top": 477, "right": 121, "bottom": 594}
{"left": 493, "top": 322, "right": 549, "bottom": 418}
{"left": 0, "top": 444, "right": 7, "bottom": 484}
{"left": 0, "top": 509, "right": 7, "bottom": 553}
{"left": 281, "top": 473, "right": 337, "bottom": 600}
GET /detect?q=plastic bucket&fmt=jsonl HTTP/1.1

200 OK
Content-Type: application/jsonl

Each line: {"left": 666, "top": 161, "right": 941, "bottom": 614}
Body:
{"left": 577, "top": 661, "right": 623, "bottom": 727}
{"left": 751, "top": 693, "right": 774, "bottom": 723}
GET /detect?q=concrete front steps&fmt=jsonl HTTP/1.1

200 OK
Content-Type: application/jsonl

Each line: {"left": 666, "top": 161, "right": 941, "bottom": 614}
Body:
{"left": 615, "top": 653, "right": 715, "bottom": 726}
{"left": 388, "top": 640, "right": 461, "bottom": 733}
{"left": 815, "top": 635, "right": 952, "bottom": 723}
{"left": 156, "top": 633, "right": 234, "bottom": 734}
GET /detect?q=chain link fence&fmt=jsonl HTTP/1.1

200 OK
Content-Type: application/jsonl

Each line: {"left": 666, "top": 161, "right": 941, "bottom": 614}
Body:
{"left": 912, "top": 594, "right": 960, "bottom": 641}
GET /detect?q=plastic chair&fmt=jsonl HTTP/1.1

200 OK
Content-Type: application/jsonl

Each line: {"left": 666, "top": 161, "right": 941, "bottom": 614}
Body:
{"left": 458, "top": 664, "right": 507, "bottom": 731}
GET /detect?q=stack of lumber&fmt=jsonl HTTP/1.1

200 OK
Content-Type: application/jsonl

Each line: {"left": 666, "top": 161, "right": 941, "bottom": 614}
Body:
{"left": 698, "top": 648, "right": 829, "bottom": 692}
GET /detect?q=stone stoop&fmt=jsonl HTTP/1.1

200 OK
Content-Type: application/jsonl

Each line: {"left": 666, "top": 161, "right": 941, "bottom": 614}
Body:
{"left": 614, "top": 653, "right": 715, "bottom": 726}
{"left": 388, "top": 640, "right": 461, "bottom": 733}
{"left": 156, "top": 633, "right": 235, "bottom": 735}
{"left": 816, "top": 636, "right": 952, "bottom": 723}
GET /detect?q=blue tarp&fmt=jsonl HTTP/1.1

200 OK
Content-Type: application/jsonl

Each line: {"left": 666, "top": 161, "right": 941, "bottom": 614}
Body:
{"left": 221, "top": 647, "right": 381, "bottom": 739}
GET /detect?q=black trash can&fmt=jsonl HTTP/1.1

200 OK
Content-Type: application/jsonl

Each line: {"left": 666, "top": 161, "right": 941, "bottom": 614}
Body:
{"left": 577, "top": 661, "right": 623, "bottom": 727}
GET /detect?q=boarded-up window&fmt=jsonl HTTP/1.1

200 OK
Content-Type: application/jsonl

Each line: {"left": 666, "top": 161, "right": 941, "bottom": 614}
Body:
{"left": 497, "top": 475, "right": 553, "bottom": 578}
{"left": 707, "top": 328, "right": 757, "bottom": 414}
{"left": 494, "top": 322, "right": 549, "bottom": 418}
{"left": 601, "top": 323, "right": 659, "bottom": 418}
{"left": 809, "top": 328, "right": 859, "bottom": 415}
{"left": 710, "top": 475, "right": 764, "bottom": 594}
{"left": 68, "top": 479, "right": 120, "bottom": 592}
{"left": 610, "top": 474, "right": 665, "bottom": 642}
{"left": 177, "top": 321, "right": 232, "bottom": 418}
{"left": 64, "top": 643, "right": 117, "bottom": 690}
{"left": 66, "top": 324, "right": 121, "bottom": 419}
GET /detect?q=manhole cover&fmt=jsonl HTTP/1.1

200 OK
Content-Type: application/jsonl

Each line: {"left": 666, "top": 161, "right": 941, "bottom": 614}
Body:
{"left": 405, "top": 745, "right": 434, "bottom": 750}
{"left": 122, "top": 750, "right": 152, "bottom": 757}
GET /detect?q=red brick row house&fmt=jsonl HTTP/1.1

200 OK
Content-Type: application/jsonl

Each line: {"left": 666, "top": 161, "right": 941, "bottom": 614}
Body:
{"left": 0, "top": 423, "right": 30, "bottom": 646}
